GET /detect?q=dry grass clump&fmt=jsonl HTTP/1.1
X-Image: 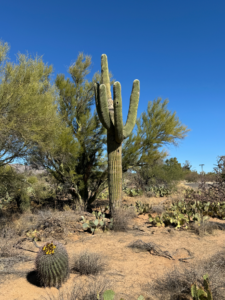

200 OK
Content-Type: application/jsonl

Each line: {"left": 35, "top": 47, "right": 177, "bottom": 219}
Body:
{"left": 38, "top": 277, "right": 112, "bottom": 300}
{"left": 11, "top": 212, "right": 41, "bottom": 236}
{"left": 70, "top": 251, "right": 106, "bottom": 276}
{"left": 36, "top": 207, "right": 57, "bottom": 219}
{"left": 112, "top": 207, "right": 135, "bottom": 232}
{"left": 188, "top": 219, "right": 225, "bottom": 237}
{"left": 150, "top": 205, "right": 165, "bottom": 214}
{"left": 0, "top": 236, "right": 19, "bottom": 258}
{"left": 145, "top": 250, "right": 225, "bottom": 300}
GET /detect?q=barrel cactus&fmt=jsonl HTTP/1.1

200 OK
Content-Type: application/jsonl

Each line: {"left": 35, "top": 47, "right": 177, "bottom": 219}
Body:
{"left": 35, "top": 240, "right": 69, "bottom": 288}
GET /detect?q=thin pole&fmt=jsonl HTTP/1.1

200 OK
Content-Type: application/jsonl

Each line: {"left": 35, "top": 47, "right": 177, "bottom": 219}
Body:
{"left": 199, "top": 164, "right": 204, "bottom": 175}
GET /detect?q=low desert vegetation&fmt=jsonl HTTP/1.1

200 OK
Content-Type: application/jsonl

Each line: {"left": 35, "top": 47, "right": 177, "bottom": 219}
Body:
{"left": 70, "top": 250, "right": 106, "bottom": 276}
{"left": 1, "top": 156, "right": 225, "bottom": 299}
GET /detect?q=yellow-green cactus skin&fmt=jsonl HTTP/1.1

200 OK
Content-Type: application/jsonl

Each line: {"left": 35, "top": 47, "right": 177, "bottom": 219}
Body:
{"left": 94, "top": 54, "right": 140, "bottom": 214}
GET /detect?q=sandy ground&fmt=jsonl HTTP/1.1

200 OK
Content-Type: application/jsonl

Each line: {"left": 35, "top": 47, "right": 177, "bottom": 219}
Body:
{"left": 0, "top": 181, "right": 224, "bottom": 300}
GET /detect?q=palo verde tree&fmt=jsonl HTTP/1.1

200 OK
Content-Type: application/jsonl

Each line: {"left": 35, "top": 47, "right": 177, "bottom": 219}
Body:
{"left": 94, "top": 54, "right": 140, "bottom": 214}
{"left": 26, "top": 53, "right": 116, "bottom": 209}
{"left": 0, "top": 40, "right": 65, "bottom": 167}
{"left": 0, "top": 40, "right": 69, "bottom": 208}
{"left": 122, "top": 98, "right": 191, "bottom": 173}
{"left": 121, "top": 98, "right": 191, "bottom": 190}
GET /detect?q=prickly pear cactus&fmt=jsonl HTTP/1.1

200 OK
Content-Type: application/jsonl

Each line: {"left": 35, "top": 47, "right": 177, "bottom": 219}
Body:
{"left": 35, "top": 240, "right": 69, "bottom": 288}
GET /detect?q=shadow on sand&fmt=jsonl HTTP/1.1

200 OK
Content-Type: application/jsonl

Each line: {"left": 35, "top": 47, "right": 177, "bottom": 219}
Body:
{"left": 26, "top": 270, "right": 41, "bottom": 287}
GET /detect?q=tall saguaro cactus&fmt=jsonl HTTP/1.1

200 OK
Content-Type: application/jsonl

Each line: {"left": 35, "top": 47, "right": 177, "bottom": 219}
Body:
{"left": 94, "top": 54, "right": 140, "bottom": 215}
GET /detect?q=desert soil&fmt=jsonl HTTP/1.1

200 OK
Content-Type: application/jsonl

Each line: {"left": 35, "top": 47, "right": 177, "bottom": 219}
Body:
{"left": 0, "top": 181, "right": 224, "bottom": 300}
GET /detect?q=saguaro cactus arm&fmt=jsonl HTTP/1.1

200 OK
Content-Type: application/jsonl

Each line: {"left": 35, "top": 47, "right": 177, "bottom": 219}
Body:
{"left": 123, "top": 79, "right": 140, "bottom": 139}
{"left": 100, "top": 54, "right": 112, "bottom": 100}
{"left": 94, "top": 82, "right": 111, "bottom": 130}
{"left": 113, "top": 82, "right": 124, "bottom": 143}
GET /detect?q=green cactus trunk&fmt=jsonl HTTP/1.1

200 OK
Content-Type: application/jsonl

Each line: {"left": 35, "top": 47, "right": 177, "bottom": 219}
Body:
{"left": 107, "top": 131, "right": 123, "bottom": 211}
{"left": 94, "top": 54, "right": 140, "bottom": 215}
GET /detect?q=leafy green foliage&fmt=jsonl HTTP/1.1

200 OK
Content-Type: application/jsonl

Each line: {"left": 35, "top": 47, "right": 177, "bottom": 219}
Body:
{"left": 162, "top": 157, "right": 186, "bottom": 182}
{"left": 27, "top": 176, "right": 38, "bottom": 184}
{"left": 0, "top": 164, "right": 28, "bottom": 209}
{"left": 97, "top": 188, "right": 109, "bottom": 200}
{"left": 25, "top": 52, "right": 116, "bottom": 209}
{"left": 0, "top": 40, "right": 64, "bottom": 167}
{"left": 122, "top": 98, "right": 191, "bottom": 173}
{"left": 17, "top": 188, "right": 30, "bottom": 212}
{"left": 132, "top": 157, "right": 185, "bottom": 196}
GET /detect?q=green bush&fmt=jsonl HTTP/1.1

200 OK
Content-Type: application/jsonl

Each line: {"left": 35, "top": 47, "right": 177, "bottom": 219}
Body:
{"left": 137, "top": 157, "right": 187, "bottom": 190}
{"left": 15, "top": 188, "right": 30, "bottom": 212}
{"left": 162, "top": 157, "right": 186, "bottom": 182}
{"left": 27, "top": 176, "right": 38, "bottom": 185}
{"left": 0, "top": 165, "right": 29, "bottom": 210}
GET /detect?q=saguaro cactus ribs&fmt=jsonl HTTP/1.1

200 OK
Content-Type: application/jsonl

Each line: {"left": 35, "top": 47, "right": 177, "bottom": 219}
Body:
{"left": 94, "top": 54, "right": 140, "bottom": 215}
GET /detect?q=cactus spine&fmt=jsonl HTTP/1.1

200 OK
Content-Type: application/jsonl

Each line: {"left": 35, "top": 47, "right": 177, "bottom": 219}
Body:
{"left": 94, "top": 54, "right": 140, "bottom": 214}
{"left": 35, "top": 240, "right": 69, "bottom": 288}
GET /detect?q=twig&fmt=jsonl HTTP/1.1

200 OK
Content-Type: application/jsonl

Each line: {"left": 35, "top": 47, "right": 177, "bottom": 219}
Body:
{"left": 13, "top": 237, "right": 39, "bottom": 253}
{"left": 128, "top": 240, "right": 195, "bottom": 262}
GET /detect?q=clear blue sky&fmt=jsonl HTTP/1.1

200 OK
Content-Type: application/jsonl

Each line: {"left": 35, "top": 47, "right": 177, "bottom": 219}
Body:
{"left": 1, "top": 0, "right": 224, "bottom": 174}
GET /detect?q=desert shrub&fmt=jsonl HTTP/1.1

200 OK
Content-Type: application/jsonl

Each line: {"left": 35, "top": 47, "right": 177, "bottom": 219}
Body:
{"left": 27, "top": 175, "right": 38, "bottom": 185}
{"left": 213, "top": 155, "right": 225, "bottom": 183}
{"left": 184, "top": 170, "right": 199, "bottom": 182}
{"left": 134, "top": 164, "right": 168, "bottom": 188}
{"left": 204, "top": 171, "right": 217, "bottom": 182}
{"left": 70, "top": 250, "right": 106, "bottom": 275}
{"left": 14, "top": 188, "right": 31, "bottom": 212}
{"left": 134, "top": 158, "right": 187, "bottom": 193}
{"left": 183, "top": 157, "right": 225, "bottom": 205}
{"left": 0, "top": 165, "right": 28, "bottom": 210}
{"left": 188, "top": 219, "right": 225, "bottom": 237}
{"left": 30, "top": 181, "right": 56, "bottom": 206}
{"left": 162, "top": 157, "right": 186, "bottom": 182}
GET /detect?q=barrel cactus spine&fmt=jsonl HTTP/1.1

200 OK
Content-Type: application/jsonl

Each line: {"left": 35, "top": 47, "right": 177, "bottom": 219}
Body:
{"left": 35, "top": 240, "right": 69, "bottom": 288}
{"left": 94, "top": 54, "right": 140, "bottom": 215}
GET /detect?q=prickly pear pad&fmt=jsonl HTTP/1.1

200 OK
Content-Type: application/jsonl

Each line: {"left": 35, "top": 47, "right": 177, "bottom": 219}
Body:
{"left": 35, "top": 240, "right": 69, "bottom": 288}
